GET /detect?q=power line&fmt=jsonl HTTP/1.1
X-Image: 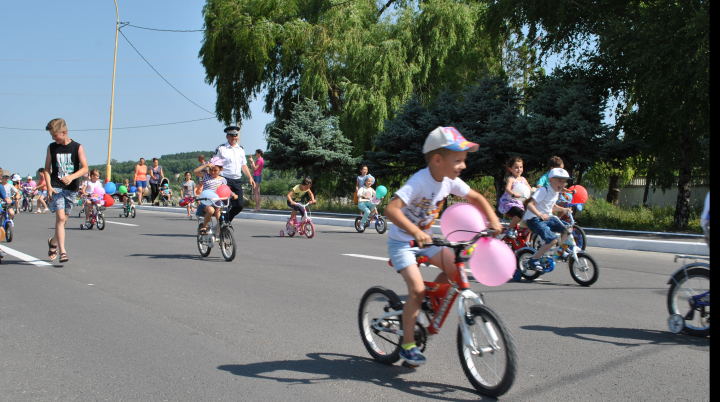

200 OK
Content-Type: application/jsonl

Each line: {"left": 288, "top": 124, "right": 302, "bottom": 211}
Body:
{"left": 126, "top": 0, "right": 358, "bottom": 33}
{"left": 0, "top": 117, "right": 216, "bottom": 132}
{"left": 118, "top": 30, "right": 215, "bottom": 115}
{"left": 0, "top": 57, "right": 197, "bottom": 62}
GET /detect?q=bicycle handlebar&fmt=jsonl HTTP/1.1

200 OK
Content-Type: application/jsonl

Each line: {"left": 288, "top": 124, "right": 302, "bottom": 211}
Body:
{"left": 410, "top": 231, "right": 492, "bottom": 249}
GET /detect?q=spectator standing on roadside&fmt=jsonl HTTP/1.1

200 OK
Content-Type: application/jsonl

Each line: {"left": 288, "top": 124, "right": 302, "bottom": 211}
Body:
{"left": 43, "top": 118, "right": 88, "bottom": 263}
{"left": 134, "top": 158, "right": 148, "bottom": 205}
{"left": 248, "top": 149, "right": 264, "bottom": 212}
{"left": 213, "top": 126, "right": 255, "bottom": 222}
{"left": 148, "top": 158, "right": 164, "bottom": 206}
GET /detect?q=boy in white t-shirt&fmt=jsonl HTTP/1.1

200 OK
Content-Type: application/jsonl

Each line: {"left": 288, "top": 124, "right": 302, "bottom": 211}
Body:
{"left": 385, "top": 126, "right": 501, "bottom": 366}
{"left": 523, "top": 168, "right": 573, "bottom": 270}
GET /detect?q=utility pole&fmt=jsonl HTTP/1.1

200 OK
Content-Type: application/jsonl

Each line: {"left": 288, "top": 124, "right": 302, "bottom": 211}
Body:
{"left": 106, "top": 0, "right": 120, "bottom": 183}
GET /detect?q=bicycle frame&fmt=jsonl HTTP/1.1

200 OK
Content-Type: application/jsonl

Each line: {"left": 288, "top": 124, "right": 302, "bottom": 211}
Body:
{"left": 371, "top": 234, "right": 500, "bottom": 355}
{"left": 517, "top": 210, "right": 581, "bottom": 260}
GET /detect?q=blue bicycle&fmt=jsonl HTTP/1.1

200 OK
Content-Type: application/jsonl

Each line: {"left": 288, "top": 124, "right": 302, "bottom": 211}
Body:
{"left": 354, "top": 203, "right": 387, "bottom": 234}
{"left": 0, "top": 201, "right": 14, "bottom": 242}
{"left": 667, "top": 254, "right": 710, "bottom": 337}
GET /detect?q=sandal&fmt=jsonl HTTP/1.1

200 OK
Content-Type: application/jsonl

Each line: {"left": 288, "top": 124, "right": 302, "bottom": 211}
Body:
{"left": 59, "top": 253, "right": 69, "bottom": 263}
{"left": 47, "top": 238, "right": 58, "bottom": 260}
{"left": 199, "top": 226, "right": 208, "bottom": 235}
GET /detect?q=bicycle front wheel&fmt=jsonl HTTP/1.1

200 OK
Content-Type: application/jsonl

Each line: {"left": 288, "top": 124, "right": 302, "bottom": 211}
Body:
{"left": 568, "top": 252, "right": 599, "bottom": 286}
{"left": 4, "top": 223, "right": 13, "bottom": 242}
{"left": 667, "top": 266, "right": 710, "bottom": 337}
{"left": 358, "top": 287, "right": 403, "bottom": 364}
{"left": 28, "top": 202, "right": 33, "bottom": 213}
{"left": 130, "top": 206, "right": 136, "bottom": 218}
{"left": 96, "top": 214, "right": 105, "bottom": 230}
{"left": 197, "top": 228, "right": 211, "bottom": 257}
{"left": 220, "top": 226, "right": 236, "bottom": 261}
{"left": 375, "top": 217, "right": 387, "bottom": 234}
{"left": 458, "top": 304, "right": 517, "bottom": 398}
{"left": 304, "top": 221, "right": 315, "bottom": 238}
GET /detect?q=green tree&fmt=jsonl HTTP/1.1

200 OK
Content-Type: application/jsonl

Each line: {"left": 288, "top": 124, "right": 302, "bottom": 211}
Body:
{"left": 200, "top": 0, "right": 503, "bottom": 157}
{"left": 265, "top": 98, "right": 359, "bottom": 187}
{"left": 483, "top": 0, "right": 709, "bottom": 229}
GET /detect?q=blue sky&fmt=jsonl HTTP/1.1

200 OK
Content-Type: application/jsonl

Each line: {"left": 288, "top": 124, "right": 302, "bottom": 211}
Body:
{"left": 0, "top": 0, "right": 273, "bottom": 177}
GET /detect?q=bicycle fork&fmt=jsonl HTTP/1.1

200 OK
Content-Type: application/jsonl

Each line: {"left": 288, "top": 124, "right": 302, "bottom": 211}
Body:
{"left": 458, "top": 290, "right": 500, "bottom": 356}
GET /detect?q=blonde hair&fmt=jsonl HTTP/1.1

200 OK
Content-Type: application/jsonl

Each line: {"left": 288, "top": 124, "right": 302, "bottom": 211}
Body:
{"left": 46, "top": 118, "right": 67, "bottom": 133}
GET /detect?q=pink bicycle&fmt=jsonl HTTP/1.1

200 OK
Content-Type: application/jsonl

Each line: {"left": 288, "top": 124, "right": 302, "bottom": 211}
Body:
{"left": 280, "top": 201, "right": 315, "bottom": 238}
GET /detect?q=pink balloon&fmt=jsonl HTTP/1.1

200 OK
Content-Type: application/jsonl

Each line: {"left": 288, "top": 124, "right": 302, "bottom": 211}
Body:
{"left": 440, "top": 203, "right": 487, "bottom": 242}
{"left": 469, "top": 237, "right": 516, "bottom": 286}
{"left": 29, "top": 181, "right": 36, "bottom": 187}
{"left": 216, "top": 184, "right": 231, "bottom": 199}
{"left": 93, "top": 186, "right": 105, "bottom": 196}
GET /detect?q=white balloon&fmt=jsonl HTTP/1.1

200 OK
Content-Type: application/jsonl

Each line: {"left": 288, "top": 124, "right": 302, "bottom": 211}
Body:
{"left": 513, "top": 182, "right": 531, "bottom": 199}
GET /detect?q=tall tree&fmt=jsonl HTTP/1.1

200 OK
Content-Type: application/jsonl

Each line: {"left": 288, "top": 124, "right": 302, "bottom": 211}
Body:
{"left": 483, "top": 0, "right": 709, "bottom": 228}
{"left": 265, "top": 98, "right": 359, "bottom": 185}
{"left": 200, "top": 0, "right": 502, "bottom": 157}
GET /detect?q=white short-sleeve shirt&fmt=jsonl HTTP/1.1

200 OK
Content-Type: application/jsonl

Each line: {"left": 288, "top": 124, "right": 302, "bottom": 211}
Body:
{"left": 215, "top": 142, "right": 247, "bottom": 180}
{"left": 523, "top": 186, "right": 559, "bottom": 220}
{"left": 388, "top": 167, "right": 471, "bottom": 242}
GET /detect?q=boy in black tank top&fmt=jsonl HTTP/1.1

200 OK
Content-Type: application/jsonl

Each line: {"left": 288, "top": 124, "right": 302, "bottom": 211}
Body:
{"left": 43, "top": 118, "right": 88, "bottom": 263}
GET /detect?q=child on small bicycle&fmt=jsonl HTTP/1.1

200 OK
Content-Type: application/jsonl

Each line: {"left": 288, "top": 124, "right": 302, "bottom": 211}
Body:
{"left": 385, "top": 127, "right": 501, "bottom": 366}
{"left": 498, "top": 156, "right": 531, "bottom": 239}
{"left": 286, "top": 177, "right": 316, "bottom": 225}
{"left": 1, "top": 172, "right": 18, "bottom": 220}
{"left": 357, "top": 176, "right": 377, "bottom": 227}
{"left": 181, "top": 172, "right": 196, "bottom": 217}
{"left": 82, "top": 169, "right": 103, "bottom": 225}
{"left": 524, "top": 168, "right": 574, "bottom": 269}
{"left": 194, "top": 156, "right": 238, "bottom": 234}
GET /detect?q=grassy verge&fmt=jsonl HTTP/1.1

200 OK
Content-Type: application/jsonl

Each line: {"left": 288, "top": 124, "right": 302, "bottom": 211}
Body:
{"left": 576, "top": 197, "right": 703, "bottom": 234}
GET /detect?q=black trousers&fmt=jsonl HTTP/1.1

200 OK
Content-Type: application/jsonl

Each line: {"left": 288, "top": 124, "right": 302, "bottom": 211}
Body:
{"left": 150, "top": 183, "right": 160, "bottom": 204}
{"left": 225, "top": 176, "right": 244, "bottom": 221}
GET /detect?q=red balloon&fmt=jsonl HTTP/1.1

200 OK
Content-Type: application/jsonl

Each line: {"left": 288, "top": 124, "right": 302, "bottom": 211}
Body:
{"left": 568, "top": 185, "right": 588, "bottom": 204}
{"left": 103, "top": 193, "right": 115, "bottom": 208}
{"left": 216, "top": 184, "right": 231, "bottom": 199}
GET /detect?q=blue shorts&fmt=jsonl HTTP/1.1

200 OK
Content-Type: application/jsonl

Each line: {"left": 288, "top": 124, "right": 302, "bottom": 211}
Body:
{"left": 48, "top": 188, "right": 78, "bottom": 215}
{"left": 253, "top": 175, "right": 262, "bottom": 184}
{"left": 387, "top": 237, "right": 442, "bottom": 272}
{"left": 135, "top": 180, "right": 146, "bottom": 188}
{"left": 526, "top": 217, "right": 566, "bottom": 244}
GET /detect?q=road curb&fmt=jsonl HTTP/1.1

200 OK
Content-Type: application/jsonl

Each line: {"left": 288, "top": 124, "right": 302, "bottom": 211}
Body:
{"left": 131, "top": 205, "right": 709, "bottom": 256}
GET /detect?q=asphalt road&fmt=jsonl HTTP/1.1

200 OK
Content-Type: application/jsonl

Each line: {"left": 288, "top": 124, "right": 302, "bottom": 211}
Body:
{"left": 0, "top": 209, "right": 709, "bottom": 401}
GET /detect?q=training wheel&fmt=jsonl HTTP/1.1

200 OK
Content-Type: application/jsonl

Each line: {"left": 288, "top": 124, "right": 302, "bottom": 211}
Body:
{"left": 279, "top": 230, "right": 284, "bottom": 237}
{"left": 668, "top": 314, "right": 685, "bottom": 334}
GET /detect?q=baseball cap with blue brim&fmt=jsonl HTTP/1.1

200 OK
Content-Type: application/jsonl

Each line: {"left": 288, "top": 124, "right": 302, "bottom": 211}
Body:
{"left": 548, "top": 168, "right": 572, "bottom": 180}
{"left": 423, "top": 127, "right": 479, "bottom": 154}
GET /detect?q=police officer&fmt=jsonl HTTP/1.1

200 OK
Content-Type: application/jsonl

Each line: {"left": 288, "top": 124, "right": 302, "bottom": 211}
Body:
{"left": 214, "top": 126, "right": 255, "bottom": 222}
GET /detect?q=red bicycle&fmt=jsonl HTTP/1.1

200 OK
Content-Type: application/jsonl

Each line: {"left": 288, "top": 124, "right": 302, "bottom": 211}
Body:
{"left": 358, "top": 232, "right": 518, "bottom": 397}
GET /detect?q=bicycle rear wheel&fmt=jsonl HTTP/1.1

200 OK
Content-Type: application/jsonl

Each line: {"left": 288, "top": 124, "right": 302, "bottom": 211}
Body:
{"left": 667, "top": 266, "right": 710, "bottom": 336}
{"left": 358, "top": 287, "right": 403, "bottom": 364}
{"left": 220, "top": 226, "right": 236, "bottom": 261}
{"left": 354, "top": 217, "right": 365, "bottom": 233}
{"left": 458, "top": 304, "right": 517, "bottom": 397}
{"left": 515, "top": 249, "right": 541, "bottom": 280}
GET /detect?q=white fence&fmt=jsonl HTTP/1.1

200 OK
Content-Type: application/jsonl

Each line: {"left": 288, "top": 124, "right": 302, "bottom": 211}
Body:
{"left": 586, "top": 177, "right": 709, "bottom": 208}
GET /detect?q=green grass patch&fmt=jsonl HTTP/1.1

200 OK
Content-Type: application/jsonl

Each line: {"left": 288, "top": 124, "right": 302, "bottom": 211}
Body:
{"left": 576, "top": 197, "right": 703, "bottom": 233}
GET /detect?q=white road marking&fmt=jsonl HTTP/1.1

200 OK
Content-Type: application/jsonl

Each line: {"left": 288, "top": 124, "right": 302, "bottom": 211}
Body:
{"left": 104, "top": 221, "right": 138, "bottom": 227}
{"left": 342, "top": 253, "right": 387, "bottom": 261}
{"left": 0, "top": 246, "right": 52, "bottom": 266}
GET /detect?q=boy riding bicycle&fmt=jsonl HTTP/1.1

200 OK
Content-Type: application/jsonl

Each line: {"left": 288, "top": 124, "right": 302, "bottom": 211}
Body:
{"left": 524, "top": 168, "right": 573, "bottom": 269}
{"left": 384, "top": 127, "right": 501, "bottom": 365}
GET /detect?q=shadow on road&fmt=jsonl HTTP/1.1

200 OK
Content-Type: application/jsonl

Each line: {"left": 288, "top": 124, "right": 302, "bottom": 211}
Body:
{"left": 521, "top": 325, "right": 710, "bottom": 347}
{"left": 140, "top": 233, "right": 196, "bottom": 238}
{"left": 218, "top": 352, "right": 488, "bottom": 401}
{"left": 128, "top": 253, "right": 206, "bottom": 261}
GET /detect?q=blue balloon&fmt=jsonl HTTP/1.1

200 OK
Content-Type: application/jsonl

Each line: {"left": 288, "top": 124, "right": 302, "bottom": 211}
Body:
{"left": 129, "top": 186, "right": 137, "bottom": 193}
{"left": 104, "top": 182, "right": 117, "bottom": 194}
{"left": 200, "top": 189, "right": 218, "bottom": 202}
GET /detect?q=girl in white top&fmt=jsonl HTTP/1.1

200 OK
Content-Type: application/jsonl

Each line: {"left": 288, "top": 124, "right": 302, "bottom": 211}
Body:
{"left": 82, "top": 169, "right": 103, "bottom": 223}
{"left": 357, "top": 176, "right": 377, "bottom": 227}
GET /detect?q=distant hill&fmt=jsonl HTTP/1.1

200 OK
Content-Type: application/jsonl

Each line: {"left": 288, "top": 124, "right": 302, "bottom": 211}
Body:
{"left": 88, "top": 150, "right": 217, "bottom": 182}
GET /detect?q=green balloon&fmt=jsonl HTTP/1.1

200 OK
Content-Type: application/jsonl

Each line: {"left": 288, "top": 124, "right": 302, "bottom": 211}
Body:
{"left": 376, "top": 185, "right": 388, "bottom": 198}
{"left": 119, "top": 185, "right": 128, "bottom": 194}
